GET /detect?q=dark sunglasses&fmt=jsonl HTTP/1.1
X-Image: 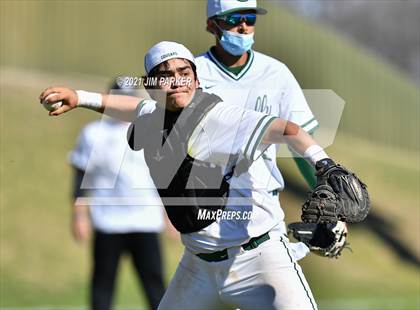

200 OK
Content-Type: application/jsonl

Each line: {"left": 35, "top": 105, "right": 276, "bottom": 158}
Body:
{"left": 216, "top": 13, "right": 257, "bottom": 26}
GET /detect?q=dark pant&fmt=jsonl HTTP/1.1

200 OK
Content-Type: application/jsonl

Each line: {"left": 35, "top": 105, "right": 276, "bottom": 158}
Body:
{"left": 91, "top": 231, "right": 165, "bottom": 310}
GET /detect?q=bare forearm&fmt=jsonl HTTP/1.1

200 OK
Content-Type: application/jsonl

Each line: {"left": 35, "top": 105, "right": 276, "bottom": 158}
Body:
{"left": 283, "top": 128, "right": 317, "bottom": 157}
{"left": 100, "top": 94, "right": 143, "bottom": 122}
{"left": 39, "top": 87, "right": 143, "bottom": 121}
{"left": 71, "top": 202, "right": 91, "bottom": 242}
{"left": 263, "top": 119, "right": 316, "bottom": 156}
{"left": 263, "top": 119, "right": 328, "bottom": 164}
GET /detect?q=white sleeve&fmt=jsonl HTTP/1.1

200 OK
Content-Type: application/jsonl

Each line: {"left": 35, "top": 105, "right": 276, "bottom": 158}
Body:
{"left": 68, "top": 128, "right": 92, "bottom": 171}
{"left": 190, "top": 103, "right": 276, "bottom": 162}
{"left": 136, "top": 99, "right": 157, "bottom": 117}
{"left": 280, "top": 65, "right": 318, "bottom": 133}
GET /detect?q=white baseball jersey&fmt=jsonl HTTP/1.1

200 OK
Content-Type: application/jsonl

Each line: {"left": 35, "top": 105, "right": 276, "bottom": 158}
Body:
{"left": 195, "top": 49, "right": 318, "bottom": 192}
{"left": 136, "top": 53, "right": 317, "bottom": 309}
{"left": 149, "top": 97, "right": 316, "bottom": 310}
{"left": 69, "top": 119, "right": 164, "bottom": 233}
{"left": 137, "top": 99, "right": 305, "bottom": 252}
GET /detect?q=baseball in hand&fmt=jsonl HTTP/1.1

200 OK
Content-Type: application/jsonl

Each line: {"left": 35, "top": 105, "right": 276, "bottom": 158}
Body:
{"left": 42, "top": 93, "right": 63, "bottom": 111}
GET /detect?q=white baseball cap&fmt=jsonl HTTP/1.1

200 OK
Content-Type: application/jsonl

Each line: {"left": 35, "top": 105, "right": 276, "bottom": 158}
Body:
{"left": 144, "top": 41, "right": 196, "bottom": 74}
{"left": 207, "top": 0, "right": 267, "bottom": 18}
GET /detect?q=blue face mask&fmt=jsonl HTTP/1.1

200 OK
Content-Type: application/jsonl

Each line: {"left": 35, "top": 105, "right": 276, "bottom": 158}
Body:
{"left": 213, "top": 21, "right": 255, "bottom": 56}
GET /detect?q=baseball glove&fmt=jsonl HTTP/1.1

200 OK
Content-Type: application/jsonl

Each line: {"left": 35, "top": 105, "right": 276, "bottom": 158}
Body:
{"left": 288, "top": 221, "right": 349, "bottom": 259}
{"left": 301, "top": 158, "right": 370, "bottom": 224}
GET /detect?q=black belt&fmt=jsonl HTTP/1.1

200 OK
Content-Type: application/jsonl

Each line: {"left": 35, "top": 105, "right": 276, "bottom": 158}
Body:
{"left": 196, "top": 232, "right": 270, "bottom": 262}
{"left": 270, "top": 189, "right": 279, "bottom": 196}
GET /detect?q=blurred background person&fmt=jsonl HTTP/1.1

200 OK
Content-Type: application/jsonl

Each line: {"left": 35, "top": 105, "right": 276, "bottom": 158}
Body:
{"left": 69, "top": 78, "right": 166, "bottom": 310}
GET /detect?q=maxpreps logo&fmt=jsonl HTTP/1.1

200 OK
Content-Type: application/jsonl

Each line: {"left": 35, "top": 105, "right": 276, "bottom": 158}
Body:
{"left": 197, "top": 209, "right": 253, "bottom": 221}
{"left": 161, "top": 51, "right": 178, "bottom": 60}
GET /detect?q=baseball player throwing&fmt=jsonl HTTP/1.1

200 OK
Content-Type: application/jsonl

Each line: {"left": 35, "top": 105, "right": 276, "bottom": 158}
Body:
{"left": 39, "top": 40, "right": 373, "bottom": 309}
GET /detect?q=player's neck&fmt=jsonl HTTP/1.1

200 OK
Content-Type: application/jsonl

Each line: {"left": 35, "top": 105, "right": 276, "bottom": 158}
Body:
{"left": 212, "top": 44, "right": 249, "bottom": 68}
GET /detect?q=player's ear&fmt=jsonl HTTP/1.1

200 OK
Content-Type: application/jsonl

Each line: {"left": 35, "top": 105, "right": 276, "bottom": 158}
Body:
{"left": 206, "top": 18, "right": 217, "bottom": 35}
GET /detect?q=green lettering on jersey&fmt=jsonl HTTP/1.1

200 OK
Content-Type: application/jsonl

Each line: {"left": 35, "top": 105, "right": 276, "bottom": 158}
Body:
{"left": 254, "top": 95, "right": 271, "bottom": 114}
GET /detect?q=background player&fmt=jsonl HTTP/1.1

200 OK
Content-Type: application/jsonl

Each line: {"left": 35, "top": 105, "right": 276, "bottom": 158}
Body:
{"left": 69, "top": 79, "right": 166, "bottom": 310}
{"left": 198, "top": 0, "right": 319, "bottom": 190}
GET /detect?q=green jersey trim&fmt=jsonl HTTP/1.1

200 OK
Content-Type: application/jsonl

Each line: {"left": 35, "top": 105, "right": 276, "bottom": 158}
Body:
{"left": 135, "top": 99, "right": 147, "bottom": 117}
{"left": 249, "top": 116, "right": 277, "bottom": 160}
{"left": 135, "top": 99, "right": 156, "bottom": 117}
{"left": 244, "top": 115, "right": 277, "bottom": 160}
{"left": 306, "top": 123, "right": 319, "bottom": 134}
{"left": 298, "top": 117, "right": 319, "bottom": 134}
{"left": 300, "top": 117, "right": 315, "bottom": 128}
{"left": 207, "top": 49, "right": 254, "bottom": 81}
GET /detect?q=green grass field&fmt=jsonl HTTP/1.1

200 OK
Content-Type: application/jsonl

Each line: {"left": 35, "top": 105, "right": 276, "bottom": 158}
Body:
{"left": 1, "top": 1, "right": 419, "bottom": 309}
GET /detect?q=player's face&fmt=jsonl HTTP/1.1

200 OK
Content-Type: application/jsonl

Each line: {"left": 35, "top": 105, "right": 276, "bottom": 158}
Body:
{"left": 152, "top": 58, "right": 199, "bottom": 111}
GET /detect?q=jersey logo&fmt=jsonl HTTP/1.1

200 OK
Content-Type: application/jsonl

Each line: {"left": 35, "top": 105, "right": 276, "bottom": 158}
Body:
{"left": 255, "top": 94, "right": 271, "bottom": 114}
{"left": 204, "top": 85, "right": 217, "bottom": 89}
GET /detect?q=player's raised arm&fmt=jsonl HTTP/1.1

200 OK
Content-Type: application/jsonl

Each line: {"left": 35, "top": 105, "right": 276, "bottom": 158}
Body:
{"left": 262, "top": 118, "right": 326, "bottom": 165}
{"left": 39, "top": 86, "right": 143, "bottom": 122}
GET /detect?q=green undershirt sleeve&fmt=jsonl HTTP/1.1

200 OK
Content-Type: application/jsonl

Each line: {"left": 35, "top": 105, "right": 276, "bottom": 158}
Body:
{"left": 293, "top": 156, "right": 317, "bottom": 189}
{"left": 290, "top": 130, "right": 318, "bottom": 189}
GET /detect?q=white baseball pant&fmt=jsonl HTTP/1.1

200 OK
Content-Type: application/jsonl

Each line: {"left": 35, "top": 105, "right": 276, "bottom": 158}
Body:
{"left": 158, "top": 234, "right": 317, "bottom": 310}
